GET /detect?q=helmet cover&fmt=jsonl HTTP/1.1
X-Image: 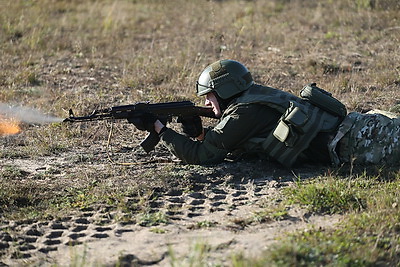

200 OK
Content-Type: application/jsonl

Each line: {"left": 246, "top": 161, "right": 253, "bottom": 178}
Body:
{"left": 196, "top": 59, "right": 253, "bottom": 99}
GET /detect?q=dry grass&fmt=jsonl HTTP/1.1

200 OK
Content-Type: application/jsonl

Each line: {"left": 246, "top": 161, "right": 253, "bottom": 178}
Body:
{"left": 1, "top": 0, "right": 399, "bottom": 111}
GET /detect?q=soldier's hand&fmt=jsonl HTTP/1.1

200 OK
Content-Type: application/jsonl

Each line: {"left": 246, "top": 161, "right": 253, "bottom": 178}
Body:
{"left": 127, "top": 113, "right": 157, "bottom": 132}
{"left": 177, "top": 115, "right": 203, "bottom": 138}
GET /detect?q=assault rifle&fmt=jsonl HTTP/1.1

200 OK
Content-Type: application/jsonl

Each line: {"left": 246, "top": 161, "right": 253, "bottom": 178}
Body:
{"left": 64, "top": 101, "right": 216, "bottom": 153}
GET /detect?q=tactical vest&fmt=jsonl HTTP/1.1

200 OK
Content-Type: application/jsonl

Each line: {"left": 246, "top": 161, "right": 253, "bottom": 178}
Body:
{"left": 231, "top": 84, "right": 343, "bottom": 167}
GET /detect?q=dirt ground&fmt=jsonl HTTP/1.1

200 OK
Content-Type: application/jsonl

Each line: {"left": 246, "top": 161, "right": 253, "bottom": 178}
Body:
{"left": 0, "top": 143, "right": 343, "bottom": 266}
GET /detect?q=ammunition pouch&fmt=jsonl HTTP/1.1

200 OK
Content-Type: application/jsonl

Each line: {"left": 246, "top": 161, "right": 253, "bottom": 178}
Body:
{"left": 300, "top": 83, "right": 347, "bottom": 118}
{"left": 273, "top": 102, "right": 308, "bottom": 147}
{"left": 262, "top": 101, "right": 333, "bottom": 167}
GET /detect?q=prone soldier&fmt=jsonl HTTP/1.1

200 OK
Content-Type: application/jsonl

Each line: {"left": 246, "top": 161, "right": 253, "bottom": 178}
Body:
{"left": 130, "top": 59, "right": 400, "bottom": 167}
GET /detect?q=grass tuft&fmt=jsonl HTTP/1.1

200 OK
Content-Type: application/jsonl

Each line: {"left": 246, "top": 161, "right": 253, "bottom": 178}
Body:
{"left": 284, "top": 176, "right": 376, "bottom": 214}
{"left": 231, "top": 173, "right": 400, "bottom": 266}
{"left": 138, "top": 211, "right": 168, "bottom": 227}
{"left": 265, "top": 208, "right": 399, "bottom": 266}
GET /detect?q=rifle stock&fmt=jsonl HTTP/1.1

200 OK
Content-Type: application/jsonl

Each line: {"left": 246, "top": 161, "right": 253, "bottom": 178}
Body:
{"left": 64, "top": 101, "right": 216, "bottom": 152}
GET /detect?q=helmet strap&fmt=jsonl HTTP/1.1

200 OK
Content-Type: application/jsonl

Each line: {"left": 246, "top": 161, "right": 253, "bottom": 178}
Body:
{"left": 215, "top": 91, "right": 244, "bottom": 112}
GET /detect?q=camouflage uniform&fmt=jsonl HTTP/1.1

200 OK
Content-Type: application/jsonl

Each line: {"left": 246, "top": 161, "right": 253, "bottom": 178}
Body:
{"left": 328, "top": 111, "right": 400, "bottom": 166}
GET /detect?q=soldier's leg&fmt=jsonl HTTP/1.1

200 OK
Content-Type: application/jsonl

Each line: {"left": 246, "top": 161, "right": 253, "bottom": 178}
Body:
{"left": 366, "top": 109, "right": 398, "bottom": 119}
{"left": 337, "top": 112, "right": 400, "bottom": 165}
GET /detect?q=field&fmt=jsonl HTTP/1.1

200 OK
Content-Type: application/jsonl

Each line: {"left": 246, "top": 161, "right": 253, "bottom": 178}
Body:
{"left": 0, "top": 0, "right": 399, "bottom": 266}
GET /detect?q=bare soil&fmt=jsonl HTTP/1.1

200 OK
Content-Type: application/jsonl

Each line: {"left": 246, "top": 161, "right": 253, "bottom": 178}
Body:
{"left": 0, "top": 143, "right": 342, "bottom": 266}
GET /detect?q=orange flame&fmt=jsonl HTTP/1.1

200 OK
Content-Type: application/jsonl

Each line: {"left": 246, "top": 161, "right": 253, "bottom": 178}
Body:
{"left": 0, "top": 117, "right": 21, "bottom": 136}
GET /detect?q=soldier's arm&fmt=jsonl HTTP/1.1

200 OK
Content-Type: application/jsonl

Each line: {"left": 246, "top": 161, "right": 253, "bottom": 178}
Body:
{"left": 159, "top": 104, "right": 279, "bottom": 164}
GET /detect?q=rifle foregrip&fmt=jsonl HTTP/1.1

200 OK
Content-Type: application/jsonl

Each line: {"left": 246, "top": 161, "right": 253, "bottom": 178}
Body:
{"left": 140, "top": 131, "right": 160, "bottom": 153}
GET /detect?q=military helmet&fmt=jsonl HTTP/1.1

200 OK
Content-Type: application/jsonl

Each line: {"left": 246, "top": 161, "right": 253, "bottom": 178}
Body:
{"left": 196, "top": 59, "right": 253, "bottom": 99}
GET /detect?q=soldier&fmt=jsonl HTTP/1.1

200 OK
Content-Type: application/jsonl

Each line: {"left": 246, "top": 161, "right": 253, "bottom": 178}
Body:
{"left": 132, "top": 59, "right": 400, "bottom": 167}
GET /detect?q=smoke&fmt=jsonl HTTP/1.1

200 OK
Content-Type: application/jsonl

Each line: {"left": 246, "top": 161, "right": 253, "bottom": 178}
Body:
{"left": 0, "top": 103, "right": 63, "bottom": 124}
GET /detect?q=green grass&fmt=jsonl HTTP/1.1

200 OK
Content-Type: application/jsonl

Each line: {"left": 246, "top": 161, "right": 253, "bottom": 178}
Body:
{"left": 149, "top": 227, "right": 168, "bottom": 234}
{"left": 230, "top": 204, "right": 289, "bottom": 228}
{"left": 284, "top": 176, "right": 369, "bottom": 214}
{"left": 263, "top": 210, "right": 399, "bottom": 266}
{"left": 192, "top": 220, "right": 218, "bottom": 229}
{"left": 138, "top": 211, "right": 168, "bottom": 227}
{"left": 230, "top": 173, "right": 400, "bottom": 266}
{"left": 253, "top": 205, "right": 289, "bottom": 222}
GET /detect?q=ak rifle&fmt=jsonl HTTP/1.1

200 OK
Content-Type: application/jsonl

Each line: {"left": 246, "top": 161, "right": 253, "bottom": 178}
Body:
{"left": 64, "top": 101, "right": 216, "bottom": 152}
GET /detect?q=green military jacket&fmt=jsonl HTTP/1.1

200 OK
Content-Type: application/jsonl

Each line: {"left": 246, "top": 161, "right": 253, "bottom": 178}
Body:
{"left": 160, "top": 84, "right": 342, "bottom": 167}
{"left": 160, "top": 103, "right": 280, "bottom": 164}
